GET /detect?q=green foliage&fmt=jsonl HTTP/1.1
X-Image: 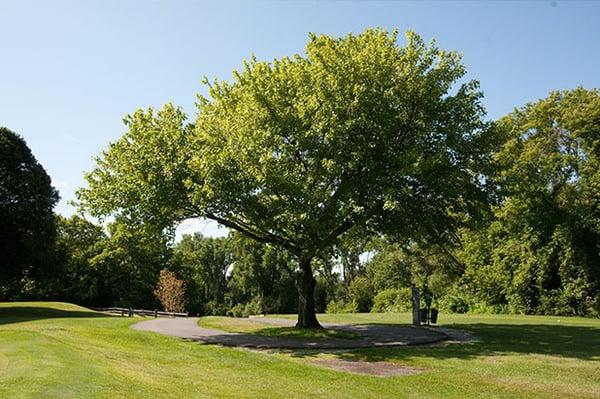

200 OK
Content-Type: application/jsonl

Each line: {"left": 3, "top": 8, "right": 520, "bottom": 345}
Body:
{"left": 191, "top": 28, "right": 490, "bottom": 254}
{"left": 348, "top": 276, "right": 373, "bottom": 312}
{"left": 78, "top": 105, "right": 193, "bottom": 230}
{"left": 77, "top": 29, "right": 492, "bottom": 325}
{"left": 364, "top": 243, "right": 412, "bottom": 292}
{"left": 371, "top": 288, "right": 412, "bottom": 313}
{"left": 172, "top": 233, "right": 232, "bottom": 314}
{"left": 461, "top": 88, "right": 600, "bottom": 316}
{"left": 364, "top": 240, "right": 462, "bottom": 303}
{"left": 0, "top": 127, "right": 59, "bottom": 299}
{"left": 54, "top": 215, "right": 107, "bottom": 304}
{"left": 440, "top": 291, "right": 471, "bottom": 313}
{"left": 53, "top": 216, "right": 172, "bottom": 309}
{"left": 88, "top": 222, "right": 170, "bottom": 308}
{"left": 231, "top": 295, "right": 280, "bottom": 317}
{"left": 227, "top": 233, "right": 296, "bottom": 314}
{"left": 325, "top": 299, "right": 356, "bottom": 314}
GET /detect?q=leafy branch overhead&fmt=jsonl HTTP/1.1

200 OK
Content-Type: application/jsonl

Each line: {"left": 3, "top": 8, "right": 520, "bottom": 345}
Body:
{"left": 78, "top": 29, "right": 494, "bottom": 256}
{"left": 77, "top": 28, "right": 498, "bottom": 327}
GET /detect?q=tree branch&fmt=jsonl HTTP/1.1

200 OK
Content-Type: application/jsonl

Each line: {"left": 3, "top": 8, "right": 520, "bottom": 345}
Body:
{"left": 204, "top": 212, "right": 296, "bottom": 252}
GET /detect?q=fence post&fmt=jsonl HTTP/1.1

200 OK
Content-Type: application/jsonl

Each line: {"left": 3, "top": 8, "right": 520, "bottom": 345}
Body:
{"left": 154, "top": 309, "right": 158, "bottom": 318}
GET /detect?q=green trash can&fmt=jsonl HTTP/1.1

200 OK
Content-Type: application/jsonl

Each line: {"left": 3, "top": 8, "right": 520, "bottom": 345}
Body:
{"left": 419, "top": 308, "right": 428, "bottom": 324}
{"left": 430, "top": 308, "right": 438, "bottom": 324}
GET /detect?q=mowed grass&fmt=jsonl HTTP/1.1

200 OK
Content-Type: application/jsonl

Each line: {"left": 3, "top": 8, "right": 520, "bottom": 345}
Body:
{"left": 199, "top": 316, "right": 357, "bottom": 339}
{"left": 0, "top": 302, "right": 598, "bottom": 398}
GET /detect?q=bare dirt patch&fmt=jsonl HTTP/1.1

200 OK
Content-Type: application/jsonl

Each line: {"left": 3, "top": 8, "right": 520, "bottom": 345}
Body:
{"left": 307, "top": 358, "right": 423, "bottom": 377}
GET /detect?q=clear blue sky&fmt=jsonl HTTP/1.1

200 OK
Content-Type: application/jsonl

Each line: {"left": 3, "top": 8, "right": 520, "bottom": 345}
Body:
{"left": 1, "top": 0, "right": 599, "bottom": 237}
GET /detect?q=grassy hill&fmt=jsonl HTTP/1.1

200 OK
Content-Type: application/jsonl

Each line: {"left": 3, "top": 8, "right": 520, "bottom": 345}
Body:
{"left": 0, "top": 302, "right": 598, "bottom": 398}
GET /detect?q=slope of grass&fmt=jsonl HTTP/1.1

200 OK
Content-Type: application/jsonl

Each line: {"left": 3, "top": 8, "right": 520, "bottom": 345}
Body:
{"left": 0, "top": 302, "right": 598, "bottom": 398}
{"left": 199, "top": 316, "right": 357, "bottom": 339}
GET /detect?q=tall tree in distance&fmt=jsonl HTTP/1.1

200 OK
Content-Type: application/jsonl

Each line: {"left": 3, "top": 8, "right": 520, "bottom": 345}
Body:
{"left": 54, "top": 215, "right": 107, "bottom": 304}
{"left": 0, "top": 127, "right": 59, "bottom": 299}
{"left": 462, "top": 88, "right": 600, "bottom": 315}
{"left": 173, "top": 233, "right": 232, "bottom": 315}
{"left": 78, "top": 29, "right": 495, "bottom": 327}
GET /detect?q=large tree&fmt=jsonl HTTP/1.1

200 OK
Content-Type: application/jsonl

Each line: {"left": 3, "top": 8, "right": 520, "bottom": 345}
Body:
{"left": 0, "top": 127, "right": 59, "bottom": 299}
{"left": 78, "top": 29, "right": 493, "bottom": 327}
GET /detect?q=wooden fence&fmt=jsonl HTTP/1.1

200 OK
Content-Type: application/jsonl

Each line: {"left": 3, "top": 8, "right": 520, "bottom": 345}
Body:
{"left": 91, "top": 307, "right": 188, "bottom": 318}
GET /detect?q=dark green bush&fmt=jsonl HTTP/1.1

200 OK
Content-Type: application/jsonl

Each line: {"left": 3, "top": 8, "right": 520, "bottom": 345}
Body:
{"left": 371, "top": 288, "right": 412, "bottom": 313}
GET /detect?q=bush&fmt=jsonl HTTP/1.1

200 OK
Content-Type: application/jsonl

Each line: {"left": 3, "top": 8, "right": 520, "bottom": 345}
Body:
{"left": 348, "top": 277, "right": 374, "bottom": 312}
{"left": 371, "top": 288, "right": 412, "bottom": 313}
{"left": 326, "top": 299, "right": 356, "bottom": 313}
{"left": 440, "top": 291, "right": 471, "bottom": 313}
{"left": 203, "top": 300, "right": 228, "bottom": 316}
{"left": 225, "top": 296, "right": 282, "bottom": 318}
{"left": 226, "top": 303, "right": 246, "bottom": 317}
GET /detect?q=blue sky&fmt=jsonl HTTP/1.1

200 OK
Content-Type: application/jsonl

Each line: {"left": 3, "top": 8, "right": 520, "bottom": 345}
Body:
{"left": 1, "top": 0, "right": 599, "bottom": 238}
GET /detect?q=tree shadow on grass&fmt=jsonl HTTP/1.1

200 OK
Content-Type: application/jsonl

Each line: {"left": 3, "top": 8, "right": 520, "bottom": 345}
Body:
{"left": 0, "top": 305, "right": 112, "bottom": 325}
{"left": 287, "top": 323, "right": 600, "bottom": 362}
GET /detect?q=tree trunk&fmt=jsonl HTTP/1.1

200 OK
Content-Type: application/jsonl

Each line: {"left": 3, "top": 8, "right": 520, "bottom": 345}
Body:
{"left": 296, "top": 256, "right": 321, "bottom": 328}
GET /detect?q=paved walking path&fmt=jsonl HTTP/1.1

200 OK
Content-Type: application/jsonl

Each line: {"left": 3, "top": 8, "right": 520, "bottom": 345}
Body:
{"left": 132, "top": 317, "right": 470, "bottom": 349}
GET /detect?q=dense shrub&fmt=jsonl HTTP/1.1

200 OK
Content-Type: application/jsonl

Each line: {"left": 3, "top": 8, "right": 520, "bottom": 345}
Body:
{"left": 371, "top": 288, "right": 412, "bottom": 313}
{"left": 348, "top": 277, "right": 373, "bottom": 312}
{"left": 203, "top": 300, "right": 228, "bottom": 316}
{"left": 439, "top": 291, "right": 472, "bottom": 313}
{"left": 326, "top": 299, "right": 356, "bottom": 313}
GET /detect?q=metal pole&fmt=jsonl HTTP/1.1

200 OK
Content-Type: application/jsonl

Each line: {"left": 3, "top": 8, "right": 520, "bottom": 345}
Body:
{"left": 412, "top": 286, "right": 420, "bottom": 326}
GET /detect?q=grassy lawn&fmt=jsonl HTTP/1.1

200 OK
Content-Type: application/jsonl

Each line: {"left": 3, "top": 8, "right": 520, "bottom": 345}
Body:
{"left": 199, "top": 316, "right": 357, "bottom": 339}
{"left": 0, "top": 302, "right": 598, "bottom": 398}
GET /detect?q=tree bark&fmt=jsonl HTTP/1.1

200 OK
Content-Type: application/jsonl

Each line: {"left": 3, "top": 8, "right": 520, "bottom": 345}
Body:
{"left": 296, "top": 256, "right": 322, "bottom": 328}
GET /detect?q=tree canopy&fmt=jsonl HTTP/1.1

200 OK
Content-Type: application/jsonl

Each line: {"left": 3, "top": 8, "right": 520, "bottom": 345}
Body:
{"left": 461, "top": 88, "right": 600, "bottom": 315}
{"left": 78, "top": 29, "right": 497, "bottom": 326}
{"left": 0, "top": 127, "right": 59, "bottom": 299}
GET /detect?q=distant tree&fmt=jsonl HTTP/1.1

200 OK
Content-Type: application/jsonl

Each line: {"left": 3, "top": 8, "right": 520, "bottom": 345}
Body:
{"left": 335, "top": 232, "right": 368, "bottom": 291}
{"left": 154, "top": 269, "right": 186, "bottom": 313}
{"left": 365, "top": 240, "right": 462, "bottom": 301}
{"left": 0, "top": 127, "right": 59, "bottom": 299}
{"left": 173, "top": 233, "right": 232, "bottom": 315}
{"left": 462, "top": 88, "right": 600, "bottom": 315}
{"left": 54, "top": 215, "right": 107, "bottom": 304}
{"left": 227, "top": 233, "right": 296, "bottom": 314}
{"left": 348, "top": 276, "right": 373, "bottom": 312}
{"left": 90, "top": 222, "right": 170, "bottom": 308}
{"left": 365, "top": 242, "right": 412, "bottom": 292}
{"left": 78, "top": 29, "right": 494, "bottom": 327}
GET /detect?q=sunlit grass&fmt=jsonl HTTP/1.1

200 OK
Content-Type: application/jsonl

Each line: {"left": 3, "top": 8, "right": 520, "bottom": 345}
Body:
{"left": 198, "top": 316, "right": 358, "bottom": 339}
{"left": 1, "top": 302, "right": 599, "bottom": 398}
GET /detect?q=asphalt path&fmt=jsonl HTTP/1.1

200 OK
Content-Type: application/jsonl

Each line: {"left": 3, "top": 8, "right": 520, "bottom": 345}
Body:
{"left": 131, "top": 316, "right": 465, "bottom": 349}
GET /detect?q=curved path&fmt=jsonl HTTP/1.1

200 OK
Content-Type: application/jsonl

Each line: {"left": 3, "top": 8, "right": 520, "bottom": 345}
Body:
{"left": 132, "top": 317, "right": 466, "bottom": 349}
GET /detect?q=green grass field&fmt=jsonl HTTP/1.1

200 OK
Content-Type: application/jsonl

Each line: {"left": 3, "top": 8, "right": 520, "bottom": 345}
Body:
{"left": 1, "top": 302, "right": 599, "bottom": 398}
{"left": 199, "top": 316, "right": 358, "bottom": 339}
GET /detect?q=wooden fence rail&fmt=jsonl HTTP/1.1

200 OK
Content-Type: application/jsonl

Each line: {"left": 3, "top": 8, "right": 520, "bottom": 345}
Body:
{"left": 90, "top": 307, "right": 188, "bottom": 318}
